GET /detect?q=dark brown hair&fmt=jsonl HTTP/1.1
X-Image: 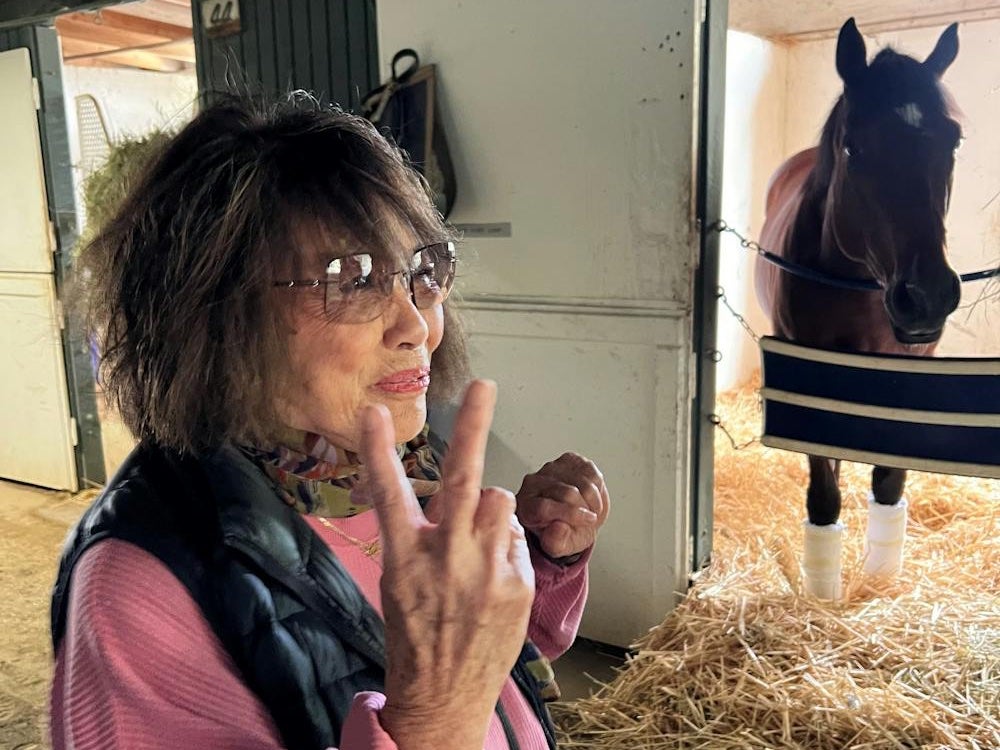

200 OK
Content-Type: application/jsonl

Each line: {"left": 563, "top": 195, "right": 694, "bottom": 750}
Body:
{"left": 80, "top": 93, "right": 468, "bottom": 453}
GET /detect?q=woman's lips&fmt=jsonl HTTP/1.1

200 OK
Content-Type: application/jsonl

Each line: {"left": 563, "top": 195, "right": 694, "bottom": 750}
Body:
{"left": 375, "top": 367, "right": 431, "bottom": 394}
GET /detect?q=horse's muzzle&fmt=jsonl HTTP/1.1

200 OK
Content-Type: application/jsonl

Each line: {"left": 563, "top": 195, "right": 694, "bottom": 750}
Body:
{"left": 886, "top": 272, "right": 960, "bottom": 344}
{"left": 891, "top": 325, "right": 944, "bottom": 345}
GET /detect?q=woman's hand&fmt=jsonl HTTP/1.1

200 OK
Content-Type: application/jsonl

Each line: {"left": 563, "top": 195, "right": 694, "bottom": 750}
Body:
{"left": 515, "top": 453, "right": 610, "bottom": 560}
{"left": 360, "top": 380, "right": 533, "bottom": 750}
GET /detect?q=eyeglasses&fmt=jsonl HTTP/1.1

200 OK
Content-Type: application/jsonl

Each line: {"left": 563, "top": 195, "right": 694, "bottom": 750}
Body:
{"left": 274, "top": 241, "right": 458, "bottom": 323}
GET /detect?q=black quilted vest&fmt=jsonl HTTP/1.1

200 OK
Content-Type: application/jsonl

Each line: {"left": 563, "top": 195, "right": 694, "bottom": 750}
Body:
{"left": 50, "top": 441, "right": 556, "bottom": 750}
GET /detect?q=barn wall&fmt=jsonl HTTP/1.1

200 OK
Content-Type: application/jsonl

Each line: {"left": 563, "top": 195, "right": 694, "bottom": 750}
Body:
{"left": 784, "top": 21, "right": 1000, "bottom": 358}
{"left": 193, "top": 0, "right": 378, "bottom": 110}
{"left": 717, "top": 30, "right": 788, "bottom": 390}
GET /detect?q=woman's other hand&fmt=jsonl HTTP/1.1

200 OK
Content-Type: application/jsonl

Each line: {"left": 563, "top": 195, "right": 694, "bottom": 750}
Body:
{"left": 360, "top": 380, "right": 533, "bottom": 750}
{"left": 515, "top": 453, "right": 610, "bottom": 560}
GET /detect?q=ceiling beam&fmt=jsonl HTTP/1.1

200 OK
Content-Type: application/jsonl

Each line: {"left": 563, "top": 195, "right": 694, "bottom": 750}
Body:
{"left": 150, "top": 38, "right": 195, "bottom": 62}
{"left": 70, "top": 7, "right": 191, "bottom": 40}
{"left": 56, "top": 13, "right": 174, "bottom": 47}
{"left": 60, "top": 35, "right": 186, "bottom": 71}
{"left": 62, "top": 34, "right": 194, "bottom": 63}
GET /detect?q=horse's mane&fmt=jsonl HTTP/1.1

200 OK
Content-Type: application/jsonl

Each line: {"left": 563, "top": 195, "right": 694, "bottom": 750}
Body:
{"left": 805, "top": 48, "right": 956, "bottom": 203}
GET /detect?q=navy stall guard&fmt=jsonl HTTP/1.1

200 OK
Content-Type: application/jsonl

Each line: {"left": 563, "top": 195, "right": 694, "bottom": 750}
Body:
{"left": 760, "top": 336, "right": 1000, "bottom": 480}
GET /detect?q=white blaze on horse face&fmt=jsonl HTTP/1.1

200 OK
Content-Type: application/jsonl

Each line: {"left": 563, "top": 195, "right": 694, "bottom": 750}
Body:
{"left": 895, "top": 102, "right": 924, "bottom": 129}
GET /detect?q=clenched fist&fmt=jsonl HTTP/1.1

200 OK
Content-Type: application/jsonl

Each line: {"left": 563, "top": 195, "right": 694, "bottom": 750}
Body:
{"left": 515, "top": 452, "right": 610, "bottom": 560}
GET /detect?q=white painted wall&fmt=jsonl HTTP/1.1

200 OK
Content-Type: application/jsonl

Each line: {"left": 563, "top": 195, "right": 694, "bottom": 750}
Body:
{"left": 60, "top": 65, "right": 198, "bottom": 229}
{"left": 782, "top": 21, "right": 1000, "bottom": 358}
{"left": 61, "top": 64, "right": 197, "bottom": 149}
{"left": 718, "top": 31, "right": 788, "bottom": 390}
{"left": 378, "top": 0, "right": 707, "bottom": 646}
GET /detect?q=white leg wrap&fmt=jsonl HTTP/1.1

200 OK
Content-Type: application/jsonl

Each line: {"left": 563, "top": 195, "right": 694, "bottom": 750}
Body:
{"left": 802, "top": 521, "right": 844, "bottom": 600}
{"left": 863, "top": 495, "right": 907, "bottom": 577}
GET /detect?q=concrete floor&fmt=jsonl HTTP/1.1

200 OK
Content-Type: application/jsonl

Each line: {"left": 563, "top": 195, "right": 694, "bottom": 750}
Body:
{"left": 0, "top": 480, "right": 92, "bottom": 750}
{"left": 553, "top": 637, "right": 626, "bottom": 701}
{"left": 0, "top": 476, "right": 623, "bottom": 749}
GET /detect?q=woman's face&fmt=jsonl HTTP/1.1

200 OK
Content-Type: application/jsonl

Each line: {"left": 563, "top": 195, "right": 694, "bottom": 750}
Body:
{"left": 279, "top": 223, "right": 445, "bottom": 451}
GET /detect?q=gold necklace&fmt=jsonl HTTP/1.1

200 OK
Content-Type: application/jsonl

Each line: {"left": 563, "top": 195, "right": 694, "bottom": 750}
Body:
{"left": 315, "top": 516, "right": 382, "bottom": 558}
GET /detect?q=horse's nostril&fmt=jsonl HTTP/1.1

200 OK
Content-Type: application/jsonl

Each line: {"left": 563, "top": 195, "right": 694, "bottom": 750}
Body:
{"left": 891, "top": 282, "right": 923, "bottom": 319}
{"left": 889, "top": 273, "right": 960, "bottom": 329}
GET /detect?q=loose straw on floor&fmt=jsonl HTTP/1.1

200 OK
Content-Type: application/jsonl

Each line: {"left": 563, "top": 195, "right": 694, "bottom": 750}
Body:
{"left": 554, "top": 374, "right": 1000, "bottom": 749}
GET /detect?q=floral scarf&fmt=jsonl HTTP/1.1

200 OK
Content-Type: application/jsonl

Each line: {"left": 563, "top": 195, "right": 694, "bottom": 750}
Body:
{"left": 241, "top": 425, "right": 442, "bottom": 517}
{"left": 242, "top": 425, "right": 561, "bottom": 702}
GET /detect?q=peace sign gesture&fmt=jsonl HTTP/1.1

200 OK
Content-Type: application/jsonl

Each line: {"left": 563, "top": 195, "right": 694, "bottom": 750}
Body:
{"left": 360, "top": 380, "right": 534, "bottom": 750}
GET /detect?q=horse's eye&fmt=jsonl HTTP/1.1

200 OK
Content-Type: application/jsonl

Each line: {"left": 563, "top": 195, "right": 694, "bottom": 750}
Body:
{"left": 843, "top": 140, "right": 860, "bottom": 159}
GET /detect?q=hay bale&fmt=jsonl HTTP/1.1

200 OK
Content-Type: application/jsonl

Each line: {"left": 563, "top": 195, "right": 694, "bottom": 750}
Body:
{"left": 78, "top": 130, "right": 173, "bottom": 251}
{"left": 554, "top": 375, "right": 1000, "bottom": 749}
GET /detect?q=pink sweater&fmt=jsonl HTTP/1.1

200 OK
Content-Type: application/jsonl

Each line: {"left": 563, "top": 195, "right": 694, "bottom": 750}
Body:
{"left": 50, "top": 510, "right": 589, "bottom": 750}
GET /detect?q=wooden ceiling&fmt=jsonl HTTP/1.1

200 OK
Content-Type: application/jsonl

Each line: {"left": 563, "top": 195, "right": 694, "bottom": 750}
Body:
{"left": 56, "top": 0, "right": 194, "bottom": 73}
{"left": 730, "top": 0, "right": 1000, "bottom": 41}
{"left": 53, "top": 0, "right": 1000, "bottom": 71}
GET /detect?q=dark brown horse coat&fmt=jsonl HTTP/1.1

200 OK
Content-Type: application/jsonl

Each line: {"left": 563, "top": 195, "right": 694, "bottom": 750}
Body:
{"left": 754, "top": 19, "right": 963, "bottom": 526}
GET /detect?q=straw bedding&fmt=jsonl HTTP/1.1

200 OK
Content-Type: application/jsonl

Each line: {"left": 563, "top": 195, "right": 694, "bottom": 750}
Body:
{"left": 554, "top": 374, "right": 1000, "bottom": 749}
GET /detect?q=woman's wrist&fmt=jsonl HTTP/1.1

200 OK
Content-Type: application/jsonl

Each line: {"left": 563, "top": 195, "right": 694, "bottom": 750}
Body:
{"left": 527, "top": 530, "right": 586, "bottom": 567}
{"left": 380, "top": 700, "right": 489, "bottom": 750}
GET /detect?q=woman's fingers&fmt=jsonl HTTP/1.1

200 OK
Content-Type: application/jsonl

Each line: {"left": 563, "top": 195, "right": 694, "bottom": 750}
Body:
{"left": 439, "top": 380, "right": 497, "bottom": 532}
{"left": 520, "top": 453, "right": 609, "bottom": 523}
{"left": 360, "top": 404, "right": 423, "bottom": 555}
{"left": 475, "top": 487, "right": 518, "bottom": 559}
{"left": 517, "top": 494, "right": 599, "bottom": 531}
{"left": 540, "top": 521, "right": 576, "bottom": 558}
{"left": 545, "top": 455, "right": 606, "bottom": 515}
{"left": 507, "top": 515, "right": 535, "bottom": 589}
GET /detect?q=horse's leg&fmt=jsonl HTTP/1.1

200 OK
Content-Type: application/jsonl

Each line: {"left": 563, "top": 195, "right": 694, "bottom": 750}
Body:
{"left": 872, "top": 466, "right": 906, "bottom": 502}
{"left": 864, "top": 466, "right": 909, "bottom": 577}
{"left": 803, "top": 456, "right": 844, "bottom": 599}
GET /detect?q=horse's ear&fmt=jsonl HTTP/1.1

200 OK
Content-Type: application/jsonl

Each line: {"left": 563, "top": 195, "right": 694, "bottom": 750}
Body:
{"left": 836, "top": 18, "right": 867, "bottom": 86}
{"left": 924, "top": 23, "right": 959, "bottom": 78}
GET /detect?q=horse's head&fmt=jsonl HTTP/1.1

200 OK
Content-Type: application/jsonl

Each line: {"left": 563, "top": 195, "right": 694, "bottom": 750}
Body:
{"left": 827, "top": 18, "right": 962, "bottom": 345}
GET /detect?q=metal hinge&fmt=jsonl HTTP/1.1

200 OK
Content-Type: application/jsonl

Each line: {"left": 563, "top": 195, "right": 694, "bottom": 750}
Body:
{"left": 55, "top": 299, "right": 65, "bottom": 330}
{"left": 32, "top": 76, "right": 41, "bottom": 110}
{"left": 49, "top": 221, "right": 57, "bottom": 253}
{"left": 70, "top": 417, "right": 79, "bottom": 447}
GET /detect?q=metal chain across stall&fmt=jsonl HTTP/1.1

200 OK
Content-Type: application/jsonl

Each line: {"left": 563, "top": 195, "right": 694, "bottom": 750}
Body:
{"left": 704, "top": 218, "right": 1000, "bottom": 454}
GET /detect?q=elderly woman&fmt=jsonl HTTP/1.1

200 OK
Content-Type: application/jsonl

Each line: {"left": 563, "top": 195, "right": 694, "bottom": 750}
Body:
{"left": 50, "top": 95, "right": 610, "bottom": 750}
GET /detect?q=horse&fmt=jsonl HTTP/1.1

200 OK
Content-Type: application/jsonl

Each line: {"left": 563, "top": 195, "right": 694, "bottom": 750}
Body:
{"left": 755, "top": 18, "right": 963, "bottom": 598}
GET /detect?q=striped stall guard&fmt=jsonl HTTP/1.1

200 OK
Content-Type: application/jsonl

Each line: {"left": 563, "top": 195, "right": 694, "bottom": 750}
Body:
{"left": 759, "top": 337, "right": 1000, "bottom": 479}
